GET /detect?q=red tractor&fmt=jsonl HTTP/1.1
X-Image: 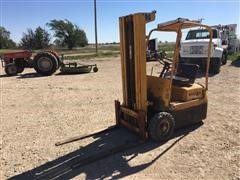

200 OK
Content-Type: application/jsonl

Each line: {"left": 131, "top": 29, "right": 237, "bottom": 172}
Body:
{"left": 1, "top": 50, "right": 61, "bottom": 76}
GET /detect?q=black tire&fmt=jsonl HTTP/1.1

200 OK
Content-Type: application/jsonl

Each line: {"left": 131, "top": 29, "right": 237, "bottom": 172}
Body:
{"left": 17, "top": 66, "right": 24, "bottom": 73}
{"left": 93, "top": 66, "right": 98, "bottom": 72}
{"left": 5, "top": 63, "right": 18, "bottom": 76}
{"left": 148, "top": 112, "right": 175, "bottom": 142}
{"left": 221, "top": 52, "right": 227, "bottom": 65}
{"left": 33, "top": 52, "right": 58, "bottom": 76}
{"left": 210, "top": 58, "right": 221, "bottom": 74}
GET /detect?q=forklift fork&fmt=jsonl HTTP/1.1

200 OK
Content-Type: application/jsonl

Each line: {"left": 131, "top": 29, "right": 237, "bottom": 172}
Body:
{"left": 55, "top": 125, "right": 118, "bottom": 146}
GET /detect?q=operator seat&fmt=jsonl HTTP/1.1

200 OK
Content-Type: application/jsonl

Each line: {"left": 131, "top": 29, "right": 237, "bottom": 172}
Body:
{"left": 173, "top": 63, "right": 199, "bottom": 86}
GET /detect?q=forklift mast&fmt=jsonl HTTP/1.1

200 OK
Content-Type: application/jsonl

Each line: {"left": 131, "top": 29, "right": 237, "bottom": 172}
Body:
{"left": 119, "top": 11, "right": 156, "bottom": 112}
{"left": 115, "top": 12, "right": 156, "bottom": 139}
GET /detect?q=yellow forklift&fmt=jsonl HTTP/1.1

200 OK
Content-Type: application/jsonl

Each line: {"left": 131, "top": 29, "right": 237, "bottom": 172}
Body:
{"left": 114, "top": 11, "right": 213, "bottom": 142}
{"left": 53, "top": 12, "right": 213, "bottom": 174}
{"left": 57, "top": 11, "right": 213, "bottom": 146}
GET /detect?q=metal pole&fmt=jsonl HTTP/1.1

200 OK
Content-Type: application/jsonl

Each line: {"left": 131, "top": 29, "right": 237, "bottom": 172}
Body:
{"left": 94, "top": 0, "right": 98, "bottom": 54}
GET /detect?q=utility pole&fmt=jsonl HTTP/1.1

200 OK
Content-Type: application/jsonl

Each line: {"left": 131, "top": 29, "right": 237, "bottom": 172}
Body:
{"left": 94, "top": 0, "right": 98, "bottom": 54}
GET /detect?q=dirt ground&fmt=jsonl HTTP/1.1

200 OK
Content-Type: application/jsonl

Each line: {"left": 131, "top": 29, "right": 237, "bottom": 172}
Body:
{"left": 0, "top": 58, "right": 239, "bottom": 179}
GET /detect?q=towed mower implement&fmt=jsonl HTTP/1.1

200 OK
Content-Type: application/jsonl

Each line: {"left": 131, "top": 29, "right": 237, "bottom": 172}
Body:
{"left": 60, "top": 61, "right": 98, "bottom": 74}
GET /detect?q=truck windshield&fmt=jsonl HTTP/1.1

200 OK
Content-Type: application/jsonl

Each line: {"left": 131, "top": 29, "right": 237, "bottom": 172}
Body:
{"left": 186, "top": 29, "right": 217, "bottom": 40}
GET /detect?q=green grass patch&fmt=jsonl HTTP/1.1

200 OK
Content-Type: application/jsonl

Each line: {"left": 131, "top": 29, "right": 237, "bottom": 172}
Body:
{"left": 158, "top": 43, "right": 175, "bottom": 52}
{"left": 55, "top": 45, "right": 120, "bottom": 55}
{"left": 166, "top": 51, "right": 174, "bottom": 58}
{"left": 0, "top": 49, "right": 21, "bottom": 55}
{"left": 64, "top": 51, "right": 120, "bottom": 60}
{"left": 157, "top": 43, "right": 175, "bottom": 59}
{"left": 228, "top": 52, "right": 240, "bottom": 61}
{"left": 0, "top": 46, "right": 120, "bottom": 56}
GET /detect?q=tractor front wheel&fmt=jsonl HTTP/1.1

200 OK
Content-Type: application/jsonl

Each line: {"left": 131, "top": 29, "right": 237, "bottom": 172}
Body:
{"left": 5, "top": 63, "right": 18, "bottom": 76}
{"left": 148, "top": 112, "right": 175, "bottom": 142}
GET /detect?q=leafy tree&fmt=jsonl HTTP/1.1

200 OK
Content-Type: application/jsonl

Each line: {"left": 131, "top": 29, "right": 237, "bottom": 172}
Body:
{"left": 0, "top": 26, "right": 16, "bottom": 49}
{"left": 20, "top": 26, "right": 51, "bottom": 49}
{"left": 47, "top": 19, "right": 88, "bottom": 49}
{"left": 34, "top": 27, "right": 51, "bottom": 49}
{"left": 20, "top": 29, "right": 35, "bottom": 49}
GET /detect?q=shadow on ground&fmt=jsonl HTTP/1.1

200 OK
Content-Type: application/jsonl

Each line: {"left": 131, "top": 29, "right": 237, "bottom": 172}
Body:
{"left": 0, "top": 74, "right": 10, "bottom": 78}
{"left": 55, "top": 72, "right": 94, "bottom": 76}
{"left": 10, "top": 122, "right": 203, "bottom": 180}
{"left": 17, "top": 73, "right": 46, "bottom": 79}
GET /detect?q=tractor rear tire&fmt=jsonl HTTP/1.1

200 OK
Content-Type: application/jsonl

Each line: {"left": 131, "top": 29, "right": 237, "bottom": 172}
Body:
{"left": 33, "top": 52, "right": 58, "bottom": 76}
{"left": 5, "top": 63, "right": 18, "bottom": 76}
{"left": 148, "top": 112, "right": 175, "bottom": 142}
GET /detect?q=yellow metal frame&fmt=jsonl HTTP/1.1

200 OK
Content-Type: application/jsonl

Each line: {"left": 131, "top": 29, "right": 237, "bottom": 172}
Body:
{"left": 147, "top": 21, "right": 213, "bottom": 91}
{"left": 119, "top": 12, "right": 156, "bottom": 112}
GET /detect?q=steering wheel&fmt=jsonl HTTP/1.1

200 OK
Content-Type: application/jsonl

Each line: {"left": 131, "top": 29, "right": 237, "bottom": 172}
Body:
{"left": 157, "top": 52, "right": 172, "bottom": 78}
{"left": 158, "top": 57, "right": 172, "bottom": 67}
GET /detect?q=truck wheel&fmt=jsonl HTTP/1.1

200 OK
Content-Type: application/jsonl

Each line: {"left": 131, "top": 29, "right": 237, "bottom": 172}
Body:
{"left": 33, "top": 52, "right": 58, "bottom": 76}
{"left": 17, "top": 66, "right": 24, "bottom": 73}
{"left": 148, "top": 112, "right": 175, "bottom": 142}
{"left": 5, "top": 63, "right": 18, "bottom": 76}
{"left": 221, "top": 53, "right": 227, "bottom": 65}
{"left": 210, "top": 58, "right": 221, "bottom": 74}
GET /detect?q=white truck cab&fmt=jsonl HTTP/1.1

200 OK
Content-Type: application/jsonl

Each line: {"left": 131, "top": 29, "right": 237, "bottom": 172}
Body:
{"left": 180, "top": 28, "right": 227, "bottom": 74}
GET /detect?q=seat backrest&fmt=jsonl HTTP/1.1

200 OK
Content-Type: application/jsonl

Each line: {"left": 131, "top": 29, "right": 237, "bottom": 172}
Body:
{"left": 176, "top": 63, "right": 199, "bottom": 83}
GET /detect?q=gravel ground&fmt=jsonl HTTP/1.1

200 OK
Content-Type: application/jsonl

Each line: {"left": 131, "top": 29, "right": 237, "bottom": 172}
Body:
{"left": 0, "top": 58, "right": 239, "bottom": 179}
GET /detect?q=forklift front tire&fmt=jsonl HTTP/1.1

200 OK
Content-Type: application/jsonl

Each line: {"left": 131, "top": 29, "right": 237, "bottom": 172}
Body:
{"left": 148, "top": 112, "right": 175, "bottom": 142}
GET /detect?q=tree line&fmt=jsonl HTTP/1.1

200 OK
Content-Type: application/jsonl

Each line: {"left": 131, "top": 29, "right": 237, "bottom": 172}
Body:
{"left": 0, "top": 19, "right": 88, "bottom": 50}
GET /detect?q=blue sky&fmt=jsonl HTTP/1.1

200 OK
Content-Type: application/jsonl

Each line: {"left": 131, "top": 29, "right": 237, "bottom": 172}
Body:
{"left": 0, "top": 0, "right": 239, "bottom": 44}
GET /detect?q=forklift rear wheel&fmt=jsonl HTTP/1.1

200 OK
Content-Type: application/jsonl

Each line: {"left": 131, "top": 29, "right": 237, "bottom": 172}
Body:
{"left": 33, "top": 52, "right": 58, "bottom": 76}
{"left": 5, "top": 63, "right": 18, "bottom": 76}
{"left": 17, "top": 66, "right": 24, "bottom": 73}
{"left": 93, "top": 66, "right": 98, "bottom": 72}
{"left": 148, "top": 112, "right": 175, "bottom": 142}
